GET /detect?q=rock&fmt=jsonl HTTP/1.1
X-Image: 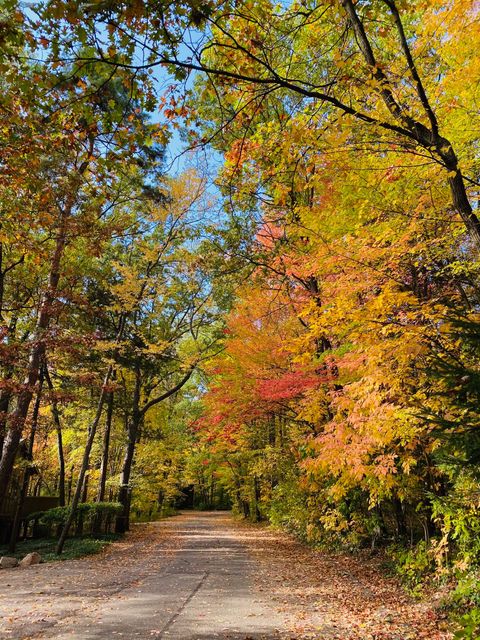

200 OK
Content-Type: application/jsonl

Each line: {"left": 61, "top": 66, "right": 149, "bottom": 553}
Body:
{"left": 0, "top": 556, "right": 18, "bottom": 569}
{"left": 19, "top": 552, "right": 42, "bottom": 567}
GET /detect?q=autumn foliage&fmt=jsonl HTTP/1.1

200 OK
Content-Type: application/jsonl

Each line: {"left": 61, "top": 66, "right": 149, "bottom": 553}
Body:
{"left": 2, "top": 0, "right": 480, "bottom": 634}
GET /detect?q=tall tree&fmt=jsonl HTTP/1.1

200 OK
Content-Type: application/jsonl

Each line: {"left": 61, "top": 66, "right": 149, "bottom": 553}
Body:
{"left": 41, "top": 0, "right": 480, "bottom": 246}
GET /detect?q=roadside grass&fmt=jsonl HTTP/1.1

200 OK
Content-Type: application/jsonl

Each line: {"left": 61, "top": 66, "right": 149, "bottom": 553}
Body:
{"left": 0, "top": 533, "right": 122, "bottom": 562}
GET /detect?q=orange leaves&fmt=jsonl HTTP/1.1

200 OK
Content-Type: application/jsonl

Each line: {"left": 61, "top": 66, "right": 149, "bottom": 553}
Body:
{"left": 224, "top": 138, "right": 260, "bottom": 170}
{"left": 195, "top": 282, "right": 322, "bottom": 451}
{"left": 255, "top": 221, "right": 285, "bottom": 250}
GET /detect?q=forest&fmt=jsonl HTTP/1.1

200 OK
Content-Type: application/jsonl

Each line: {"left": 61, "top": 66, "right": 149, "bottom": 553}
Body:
{"left": 1, "top": 0, "right": 480, "bottom": 637}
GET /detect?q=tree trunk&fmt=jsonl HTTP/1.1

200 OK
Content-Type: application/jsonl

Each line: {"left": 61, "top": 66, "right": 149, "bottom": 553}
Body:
{"left": 253, "top": 475, "right": 261, "bottom": 522}
{"left": 97, "top": 389, "right": 114, "bottom": 503}
{"left": 0, "top": 230, "right": 67, "bottom": 510}
{"left": 446, "top": 164, "right": 480, "bottom": 248}
{"left": 75, "top": 473, "right": 89, "bottom": 536}
{"left": 0, "top": 390, "right": 11, "bottom": 460}
{"left": 56, "top": 364, "right": 114, "bottom": 554}
{"left": 340, "top": 0, "right": 480, "bottom": 250}
{"left": 8, "top": 374, "right": 44, "bottom": 553}
{"left": 393, "top": 497, "right": 407, "bottom": 540}
{"left": 44, "top": 365, "right": 66, "bottom": 506}
{"left": 66, "top": 465, "right": 74, "bottom": 504}
{"left": 114, "top": 364, "right": 194, "bottom": 533}
{"left": 56, "top": 313, "right": 125, "bottom": 554}
{"left": 115, "top": 365, "right": 141, "bottom": 534}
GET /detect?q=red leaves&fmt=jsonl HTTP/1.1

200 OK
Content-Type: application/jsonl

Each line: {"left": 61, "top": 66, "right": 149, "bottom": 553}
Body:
{"left": 257, "top": 369, "right": 325, "bottom": 402}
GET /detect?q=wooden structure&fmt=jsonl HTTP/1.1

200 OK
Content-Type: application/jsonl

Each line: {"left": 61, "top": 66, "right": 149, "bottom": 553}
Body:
{"left": 0, "top": 494, "right": 59, "bottom": 543}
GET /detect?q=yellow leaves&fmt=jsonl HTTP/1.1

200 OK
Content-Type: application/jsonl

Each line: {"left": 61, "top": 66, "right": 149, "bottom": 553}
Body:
{"left": 401, "top": 456, "right": 418, "bottom": 474}
{"left": 160, "top": 169, "right": 208, "bottom": 220}
{"left": 296, "top": 388, "right": 330, "bottom": 425}
{"left": 110, "top": 262, "right": 144, "bottom": 312}
{"left": 143, "top": 340, "right": 170, "bottom": 356}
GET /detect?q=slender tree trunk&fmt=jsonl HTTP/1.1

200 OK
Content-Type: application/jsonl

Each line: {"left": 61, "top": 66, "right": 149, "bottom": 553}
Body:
{"left": 117, "top": 431, "right": 137, "bottom": 515}
{"left": 92, "top": 389, "right": 114, "bottom": 534}
{"left": 0, "top": 269, "right": 19, "bottom": 458}
{"left": 75, "top": 473, "right": 89, "bottom": 536}
{"left": 393, "top": 497, "right": 407, "bottom": 539}
{"left": 56, "top": 314, "right": 125, "bottom": 554}
{"left": 0, "top": 390, "right": 11, "bottom": 459}
{"left": 56, "top": 422, "right": 65, "bottom": 508}
{"left": 56, "top": 364, "right": 114, "bottom": 554}
{"left": 0, "top": 329, "right": 17, "bottom": 458}
{"left": 97, "top": 389, "right": 114, "bottom": 503}
{"left": 253, "top": 475, "right": 261, "bottom": 522}
{"left": 114, "top": 364, "right": 194, "bottom": 533}
{"left": 0, "top": 230, "right": 67, "bottom": 510}
{"left": 115, "top": 364, "right": 141, "bottom": 534}
{"left": 67, "top": 465, "right": 74, "bottom": 505}
{"left": 44, "top": 365, "right": 66, "bottom": 506}
{"left": 8, "top": 373, "right": 44, "bottom": 553}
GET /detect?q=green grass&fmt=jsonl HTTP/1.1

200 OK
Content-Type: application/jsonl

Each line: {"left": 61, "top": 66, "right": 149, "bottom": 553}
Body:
{"left": 0, "top": 533, "right": 122, "bottom": 562}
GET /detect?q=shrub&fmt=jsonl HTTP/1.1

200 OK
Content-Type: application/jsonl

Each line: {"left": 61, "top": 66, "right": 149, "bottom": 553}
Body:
{"left": 389, "top": 540, "right": 439, "bottom": 596}
{"left": 454, "top": 608, "right": 480, "bottom": 640}
{"left": 28, "top": 502, "right": 122, "bottom": 532}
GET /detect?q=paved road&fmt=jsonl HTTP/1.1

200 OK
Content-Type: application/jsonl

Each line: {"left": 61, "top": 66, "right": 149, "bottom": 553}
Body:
{"left": 0, "top": 513, "right": 288, "bottom": 640}
{"left": 1, "top": 511, "right": 451, "bottom": 640}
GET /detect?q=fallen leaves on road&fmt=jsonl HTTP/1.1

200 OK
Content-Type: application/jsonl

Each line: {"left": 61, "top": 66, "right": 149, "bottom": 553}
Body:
{"left": 0, "top": 514, "right": 453, "bottom": 640}
{"left": 230, "top": 518, "right": 452, "bottom": 640}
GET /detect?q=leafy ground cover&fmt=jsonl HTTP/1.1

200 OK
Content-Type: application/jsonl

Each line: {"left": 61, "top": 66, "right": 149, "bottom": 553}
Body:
{"left": 225, "top": 516, "right": 453, "bottom": 640}
{"left": 0, "top": 534, "right": 121, "bottom": 562}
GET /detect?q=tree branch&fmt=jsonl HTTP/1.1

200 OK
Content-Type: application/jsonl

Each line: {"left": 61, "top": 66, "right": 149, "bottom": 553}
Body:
{"left": 383, "top": 0, "right": 439, "bottom": 136}
{"left": 140, "top": 366, "right": 194, "bottom": 417}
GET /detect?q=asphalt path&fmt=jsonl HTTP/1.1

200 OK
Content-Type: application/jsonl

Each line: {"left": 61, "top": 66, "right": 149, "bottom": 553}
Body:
{"left": 0, "top": 512, "right": 288, "bottom": 640}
